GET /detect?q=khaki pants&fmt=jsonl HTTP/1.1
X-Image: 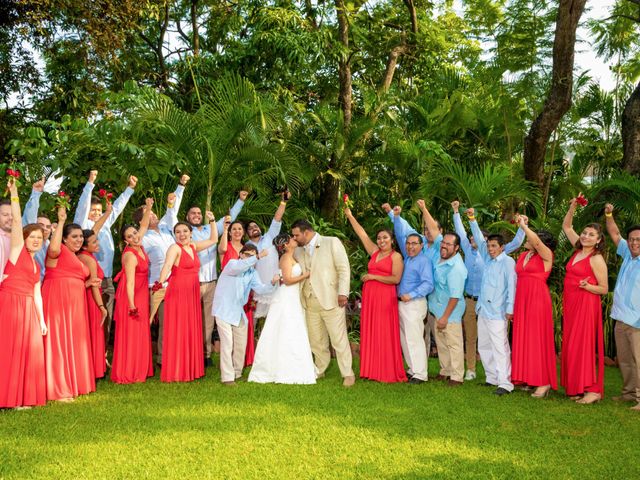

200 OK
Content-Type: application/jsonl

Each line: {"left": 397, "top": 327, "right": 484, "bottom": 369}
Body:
{"left": 435, "top": 322, "right": 464, "bottom": 382}
{"left": 305, "top": 295, "right": 354, "bottom": 378}
{"left": 150, "top": 287, "right": 166, "bottom": 363}
{"left": 463, "top": 297, "right": 478, "bottom": 372}
{"left": 101, "top": 277, "right": 116, "bottom": 341}
{"left": 399, "top": 298, "right": 428, "bottom": 380}
{"left": 216, "top": 316, "right": 247, "bottom": 382}
{"left": 615, "top": 320, "right": 640, "bottom": 402}
{"left": 200, "top": 281, "right": 217, "bottom": 358}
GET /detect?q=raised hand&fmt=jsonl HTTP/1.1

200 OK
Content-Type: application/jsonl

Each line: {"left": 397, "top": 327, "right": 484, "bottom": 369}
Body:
{"left": 344, "top": 207, "right": 353, "bottom": 218}
{"left": 167, "top": 192, "right": 176, "bottom": 208}
{"left": 144, "top": 197, "right": 154, "bottom": 210}
{"left": 392, "top": 205, "right": 402, "bottom": 216}
{"left": 7, "top": 178, "right": 17, "bottom": 195}
{"left": 32, "top": 177, "right": 45, "bottom": 192}
{"left": 57, "top": 206, "right": 67, "bottom": 223}
{"left": 381, "top": 203, "right": 391, "bottom": 213}
{"left": 465, "top": 208, "right": 475, "bottom": 218}
{"left": 105, "top": 200, "right": 113, "bottom": 216}
{"left": 128, "top": 175, "right": 138, "bottom": 189}
{"left": 89, "top": 170, "right": 98, "bottom": 184}
{"left": 239, "top": 190, "right": 249, "bottom": 201}
{"left": 223, "top": 215, "right": 231, "bottom": 229}
{"left": 416, "top": 199, "right": 426, "bottom": 210}
{"left": 451, "top": 200, "right": 459, "bottom": 213}
{"left": 180, "top": 174, "right": 190, "bottom": 185}
{"left": 604, "top": 203, "right": 614, "bottom": 215}
{"left": 205, "top": 211, "right": 215, "bottom": 222}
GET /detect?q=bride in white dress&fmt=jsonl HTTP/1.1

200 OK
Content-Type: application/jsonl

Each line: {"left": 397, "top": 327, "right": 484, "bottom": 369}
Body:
{"left": 249, "top": 234, "right": 316, "bottom": 384}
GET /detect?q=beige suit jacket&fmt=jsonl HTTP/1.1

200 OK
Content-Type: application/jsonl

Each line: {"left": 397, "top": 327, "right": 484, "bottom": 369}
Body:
{"left": 295, "top": 235, "right": 350, "bottom": 310}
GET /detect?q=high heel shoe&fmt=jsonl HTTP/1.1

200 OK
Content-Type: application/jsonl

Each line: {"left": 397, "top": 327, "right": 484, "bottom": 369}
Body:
{"left": 531, "top": 385, "right": 551, "bottom": 398}
{"left": 576, "top": 392, "right": 601, "bottom": 404}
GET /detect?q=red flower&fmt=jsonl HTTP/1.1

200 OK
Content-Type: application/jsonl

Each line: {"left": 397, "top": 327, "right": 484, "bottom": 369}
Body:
{"left": 576, "top": 194, "right": 588, "bottom": 207}
{"left": 5, "top": 168, "right": 12, "bottom": 176}
{"left": 343, "top": 194, "right": 349, "bottom": 204}
{"left": 106, "top": 193, "right": 113, "bottom": 200}
{"left": 59, "top": 191, "right": 66, "bottom": 197}
{"left": 98, "top": 188, "right": 107, "bottom": 197}
{"left": 6, "top": 168, "right": 20, "bottom": 178}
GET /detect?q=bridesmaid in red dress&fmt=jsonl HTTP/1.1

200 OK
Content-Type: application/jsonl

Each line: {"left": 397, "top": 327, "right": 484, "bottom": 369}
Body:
{"left": 561, "top": 196, "right": 608, "bottom": 404}
{"left": 77, "top": 203, "right": 112, "bottom": 379}
{"left": 218, "top": 219, "right": 256, "bottom": 368}
{"left": 111, "top": 198, "right": 155, "bottom": 384}
{"left": 43, "top": 206, "right": 99, "bottom": 401}
{"left": 511, "top": 215, "right": 558, "bottom": 398}
{"left": 156, "top": 213, "right": 218, "bottom": 382}
{"left": 0, "top": 179, "right": 47, "bottom": 409}
{"left": 344, "top": 207, "right": 406, "bottom": 383}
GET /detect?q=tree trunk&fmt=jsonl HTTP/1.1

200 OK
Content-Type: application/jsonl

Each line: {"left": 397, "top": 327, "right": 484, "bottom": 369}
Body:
{"left": 320, "top": 170, "right": 340, "bottom": 220}
{"left": 191, "top": 0, "right": 199, "bottom": 57}
{"left": 523, "top": 0, "right": 587, "bottom": 187}
{"left": 334, "top": 0, "right": 352, "bottom": 128}
{"left": 622, "top": 81, "right": 640, "bottom": 176}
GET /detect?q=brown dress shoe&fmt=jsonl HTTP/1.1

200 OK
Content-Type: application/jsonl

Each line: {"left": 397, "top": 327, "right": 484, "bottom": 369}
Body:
{"left": 447, "top": 379, "right": 463, "bottom": 387}
{"left": 343, "top": 375, "right": 356, "bottom": 387}
{"left": 434, "top": 374, "right": 449, "bottom": 381}
{"left": 222, "top": 381, "right": 237, "bottom": 387}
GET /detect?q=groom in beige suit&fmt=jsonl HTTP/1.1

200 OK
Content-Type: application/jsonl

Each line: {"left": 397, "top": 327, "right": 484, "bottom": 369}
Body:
{"left": 291, "top": 219, "right": 355, "bottom": 387}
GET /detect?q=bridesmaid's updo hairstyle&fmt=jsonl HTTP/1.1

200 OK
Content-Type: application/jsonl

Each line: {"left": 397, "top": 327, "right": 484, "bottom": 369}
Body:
{"left": 273, "top": 233, "right": 291, "bottom": 257}
{"left": 62, "top": 223, "right": 83, "bottom": 239}
{"left": 575, "top": 222, "right": 605, "bottom": 254}
{"left": 23, "top": 223, "right": 44, "bottom": 241}
{"left": 537, "top": 230, "right": 557, "bottom": 251}
{"left": 173, "top": 221, "right": 193, "bottom": 233}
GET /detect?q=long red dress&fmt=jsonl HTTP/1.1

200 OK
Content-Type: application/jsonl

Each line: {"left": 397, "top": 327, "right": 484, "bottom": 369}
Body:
{"left": 359, "top": 251, "right": 406, "bottom": 383}
{"left": 511, "top": 252, "right": 558, "bottom": 389}
{"left": 161, "top": 244, "right": 205, "bottom": 382}
{"left": 222, "top": 245, "right": 255, "bottom": 367}
{"left": 78, "top": 251, "right": 106, "bottom": 379}
{"left": 111, "top": 246, "right": 154, "bottom": 384}
{"left": 43, "top": 244, "right": 96, "bottom": 400}
{"left": 0, "top": 247, "right": 46, "bottom": 408}
{"left": 561, "top": 251, "right": 605, "bottom": 396}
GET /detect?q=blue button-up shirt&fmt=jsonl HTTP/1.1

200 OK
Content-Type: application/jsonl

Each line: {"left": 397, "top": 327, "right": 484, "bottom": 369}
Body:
{"left": 142, "top": 185, "right": 184, "bottom": 286}
{"left": 246, "top": 219, "right": 282, "bottom": 284}
{"left": 211, "top": 256, "right": 275, "bottom": 326}
{"left": 74, "top": 182, "right": 135, "bottom": 278}
{"left": 393, "top": 216, "right": 434, "bottom": 299}
{"left": 454, "top": 213, "right": 525, "bottom": 297}
{"left": 611, "top": 239, "right": 640, "bottom": 328}
{"left": 191, "top": 199, "right": 244, "bottom": 283}
{"left": 23, "top": 190, "right": 47, "bottom": 281}
{"left": 388, "top": 212, "right": 442, "bottom": 271}
{"left": 428, "top": 253, "right": 467, "bottom": 323}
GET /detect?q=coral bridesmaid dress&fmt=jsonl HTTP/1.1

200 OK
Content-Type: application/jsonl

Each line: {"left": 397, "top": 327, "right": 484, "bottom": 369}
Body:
{"left": 0, "top": 247, "right": 46, "bottom": 407}
{"left": 161, "top": 244, "right": 205, "bottom": 382}
{"left": 43, "top": 244, "right": 96, "bottom": 400}
{"left": 561, "top": 251, "right": 604, "bottom": 397}
{"left": 78, "top": 251, "right": 106, "bottom": 379}
{"left": 511, "top": 252, "right": 558, "bottom": 389}
{"left": 359, "top": 251, "right": 406, "bottom": 383}
{"left": 111, "top": 246, "right": 154, "bottom": 384}
{"left": 222, "top": 246, "right": 255, "bottom": 367}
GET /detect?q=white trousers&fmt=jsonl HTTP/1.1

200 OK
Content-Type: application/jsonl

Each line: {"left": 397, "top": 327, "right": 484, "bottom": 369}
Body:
{"left": 477, "top": 315, "right": 513, "bottom": 391}
{"left": 216, "top": 317, "right": 247, "bottom": 382}
{"left": 398, "top": 298, "right": 428, "bottom": 380}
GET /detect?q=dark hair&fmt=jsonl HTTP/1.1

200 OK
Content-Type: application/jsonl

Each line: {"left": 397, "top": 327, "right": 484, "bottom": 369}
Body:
{"left": 90, "top": 196, "right": 101, "bottom": 206}
{"left": 62, "top": 223, "right": 83, "bottom": 239}
{"left": 443, "top": 231, "right": 461, "bottom": 247}
{"left": 174, "top": 221, "right": 193, "bottom": 233}
{"left": 23, "top": 223, "right": 44, "bottom": 241}
{"left": 406, "top": 233, "right": 423, "bottom": 244}
{"left": 81, "top": 229, "right": 96, "bottom": 248}
{"left": 120, "top": 224, "right": 137, "bottom": 242}
{"left": 187, "top": 205, "right": 201, "bottom": 213}
{"left": 239, "top": 243, "right": 258, "bottom": 255}
{"left": 375, "top": 228, "right": 396, "bottom": 247}
{"left": 0, "top": 199, "right": 10, "bottom": 208}
{"left": 487, "top": 234, "right": 505, "bottom": 246}
{"left": 291, "top": 219, "right": 314, "bottom": 232}
{"left": 575, "top": 222, "right": 605, "bottom": 253}
{"left": 132, "top": 205, "right": 145, "bottom": 224}
{"left": 626, "top": 225, "right": 640, "bottom": 238}
{"left": 537, "top": 230, "right": 557, "bottom": 251}
{"left": 273, "top": 233, "right": 290, "bottom": 257}
{"left": 227, "top": 220, "right": 245, "bottom": 241}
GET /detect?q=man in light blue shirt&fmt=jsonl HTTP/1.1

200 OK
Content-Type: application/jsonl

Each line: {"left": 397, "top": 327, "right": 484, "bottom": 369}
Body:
{"left": 212, "top": 244, "right": 277, "bottom": 385}
{"left": 452, "top": 201, "right": 525, "bottom": 381}
{"left": 74, "top": 170, "right": 137, "bottom": 339}
{"left": 429, "top": 232, "right": 468, "bottom": 385}
{"left": 22, "top": 179, "right": 52, "bottom": 281}
{"left": 604, "top": 203, "right": 640, "bottom": 411}
{"left": 390, "top": 206, "right": 434, "bottom": 384}
{"left": 470, "top": 216, "right": 516, "bottom": 396}
{"left": 187, "top": 190, "right": 247, "bottom": 364}
{"left": 135, "top": 175, "right": 189, "bottom": 365}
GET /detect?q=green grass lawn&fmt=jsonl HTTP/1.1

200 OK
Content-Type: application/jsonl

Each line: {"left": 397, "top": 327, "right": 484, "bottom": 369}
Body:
{"left": 1, "top": 359, "right": 638, "bottom": 480}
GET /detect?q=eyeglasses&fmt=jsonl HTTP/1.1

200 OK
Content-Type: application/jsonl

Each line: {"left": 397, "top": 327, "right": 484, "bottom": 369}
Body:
{"left": 441, "top": 242, "right": 457, "bottom": 247}
{"left": 406, "top": 241, "right": 421, "bottom": 246}
{"left": 628, "top": 238, "right": 640, "bottom": 244}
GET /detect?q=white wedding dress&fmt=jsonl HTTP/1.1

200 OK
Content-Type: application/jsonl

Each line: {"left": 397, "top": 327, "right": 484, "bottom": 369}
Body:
{"left": 248, "top": 263, "right": 316, "bottom": 384}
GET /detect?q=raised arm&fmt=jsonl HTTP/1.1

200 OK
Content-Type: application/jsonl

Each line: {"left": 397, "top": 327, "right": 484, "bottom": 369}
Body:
{"left": 518, "top": 215, "right": 553, "bottom": 266}
{"left": 417, "top": 199, "right": 441, "bottom": 243}
{"left": 344, "top": 207, "right": 378, "bottom": 256}
{"left": 137, "top": 198, "right": 154, "bottom": 239}
{"left": 194, "top": 211, "right": 218, "bottom": 252}
{"left": 504, "top": 224, "right": 526, "bottom": 255}
{"left": 603, "top": 203, "right": 621, "bottom": 247}
{"left": 46, "top": 206, "right": 67, "bottom": 261}
{"left": 104, "top": 175, "right": 137, "bottom": 229}
{"left": 468, "top": 208, "right": 488, "bottom": 260}
{"left": 391, "top": 206, "right": 408, "bottom": 257}
{"left": 217, "top": 216, "right": 230, "bottom": 257}
{"left": 73, "top": 170, "right": 97, "bottom": 227}
{"left": 562, "top": 197, "right": 580, "bottom": 247}
{"left": 91, "top": 201, "right": 113, "bottom": 235}
{"left": 8, "top": 179, "right": 24, "bottom": 262}
{"left": 215, "top": 191, "right": 247, "bottom": 235}
{"left": 451, "top": 201, "right": 472, "bottom": 256}
{"left": 23, "top": 178, "right": 44, "bottom": 225}
{"left": 273, "top": 191, "right": 288, "bottom": 222}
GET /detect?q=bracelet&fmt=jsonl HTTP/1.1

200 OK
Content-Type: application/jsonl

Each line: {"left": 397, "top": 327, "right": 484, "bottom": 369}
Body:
{"left": 605, "top": 213, "right": 613, "bottom": 218}
{"left": 468, "top": 215, "right": 475, "bottom": 220}
{"left": 10, "top": 197, "right": 19, "bottom": 202}
{"left": 280, "top": 201, "right": 287, "bottom": 206}
{"left": 97, "top": 304, "right": 105, "bottom": 308}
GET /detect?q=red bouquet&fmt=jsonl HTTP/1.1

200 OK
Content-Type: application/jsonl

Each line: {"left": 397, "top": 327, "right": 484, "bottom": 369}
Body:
{"left": 55, "top": 191, "right": 72, "bottom": 210}
{"left": 342, "top": 193, "right": 353, "bottom": 209}
{"left": 5, "top": 167, "right": 22, "bottom": 190}
{"left": 576, "top": 193, "right": 588, "bottom": 207}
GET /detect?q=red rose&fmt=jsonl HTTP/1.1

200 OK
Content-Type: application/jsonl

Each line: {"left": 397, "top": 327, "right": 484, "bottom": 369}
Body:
{"left": 59, "top": 191, "right": 66, "bottom": 197}
{"left": 98, "top": 189, "right": 107, "bottom": 197}
{"left": 106, "top": 193, "right": 113, "bottom": 200}
{"left": 576, "top": 194, "right": 588, "bottom": 207}
{"left": 343, "top": 194, "right": 349, "bottom": 204}
{"left": 14, "top": 170, "right": 21, "bottom": 179}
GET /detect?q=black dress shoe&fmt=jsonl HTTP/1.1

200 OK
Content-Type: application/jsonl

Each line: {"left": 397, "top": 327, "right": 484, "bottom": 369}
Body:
{"left": 405, "top": 371, "right": 414, "bottom": 380}
{"left": 493, "top": 387, "right": 511, "bottom": 396}
{"left": 409, "top": 377, "right": 425, "bottom": 384}
{"left": 480, "top": 382, "right": 495, "bottom": 387}
{"left": 205, "top": 358, "right": 213, "bottom": 367}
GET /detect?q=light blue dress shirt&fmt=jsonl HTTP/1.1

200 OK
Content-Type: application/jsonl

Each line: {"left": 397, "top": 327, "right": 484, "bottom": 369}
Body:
{"left": 453, "top": 213, "right": 525, "bottom": 297}
{"left": 211, "top": 256, "right": 276, "bottom": 326}
{"left": 23, "top": 189, "right": 47, "bottom": 281}
{"left": 74, "top": 182, "right": 135, "bottom": 278}
{"left": 141, "top": 185, "right": 184, "bottom": 286}
{"left": 428, "top": 253, "right": 467, "bottom": 323}
{"left": 393, "top": 217, "right": 434, "bottom": 299}
{"left": 611, "top": 239, "right": 640, "bottom": 328}
{"left": 191, "top": 199, "right": 244, "bottom": 283}
{"left": 388, "top": 212, "right": 443, "bottom": 269}
{"left": 246, "top": 219, "right": 282, "bottom": 284}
